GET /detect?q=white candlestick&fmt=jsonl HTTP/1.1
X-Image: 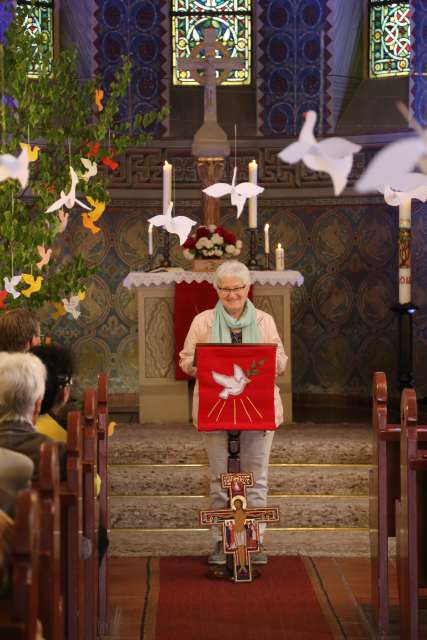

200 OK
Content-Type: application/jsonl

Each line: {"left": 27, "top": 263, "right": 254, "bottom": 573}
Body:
{"left": 399, "top": 198, "right": 411, "bottom": 304}
{"left": 264, "top": 223, "right": 270, "bottom": 254}
{"left": 163, "top": 160, "right": 172, "bottom": 216}
{"left": 275, "top": 242, "right": 285, "bottom": 271}
{"left": 148, "top": 223, "right": 153, "bottom": 256}
{"left": 248, "top": 160, "right": 258, "bottom": 229}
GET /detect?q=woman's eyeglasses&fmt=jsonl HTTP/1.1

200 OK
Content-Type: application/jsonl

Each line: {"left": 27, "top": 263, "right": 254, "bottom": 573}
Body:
{"left": 217, "top": 286, "right": 247, "bottom": 294}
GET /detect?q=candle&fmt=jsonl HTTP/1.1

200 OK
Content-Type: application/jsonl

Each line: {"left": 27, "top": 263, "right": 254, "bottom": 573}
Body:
{"left": 248, "top": 159, "right": 258, "bottom": 228}
{"left": 148, "top": 223, "right": 153, "bottom": 256}
{"left": 275, "top": 243, "right": 285, "bottom": 271}
{"left": 163, "top": 160, "right": 172, "bottom": 216}
{"left": 398, "top": 198, "right": 411, "bottom": 304}
{"left": 264, "top": 223, "right": 270, "bottom": 254}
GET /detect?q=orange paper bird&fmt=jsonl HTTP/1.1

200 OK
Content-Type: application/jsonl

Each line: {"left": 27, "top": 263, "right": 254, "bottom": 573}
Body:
{"left": 52, "top": 302, "right": 66, "bottom": 320}
{"left": 21, "top": 274, "right": 43, "bottom": 297}
{"left": 82, "top": 196, "right": 106, "bottom": 234}
{"left": 37, "top": 245, "right": 52, "bottom": 270}
{"left": 95, "top": 89, "right": 104, "bottom": 112}
{"left": 82, "top": 212, "right": 101, "bottom": 234}
{"left": 19, "top": 142, "right": 40, "bottom": 162}
{"left": 58, "top": 209, "right": 69, "bottom": 232}
{"left": 0, "top": 290, "right": 8, "bottom": 308}
{"left": 102, "top": 155, "right": 119, "bottom": 171}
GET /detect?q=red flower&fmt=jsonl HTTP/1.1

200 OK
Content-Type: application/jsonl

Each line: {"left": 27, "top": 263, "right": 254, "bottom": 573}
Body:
{"left": 196, "top": 226, "right": 209, "bottom": 239}
{"left": 222, "top": 230, "right": 236, "bottom": 244}
{"left": 183, "top": 236, "right": 196, "bottom": 249}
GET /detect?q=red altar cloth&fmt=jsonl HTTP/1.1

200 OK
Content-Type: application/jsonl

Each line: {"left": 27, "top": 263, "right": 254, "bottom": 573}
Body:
{"left": 174, "top": 281, "right": 253, "bottom": 380}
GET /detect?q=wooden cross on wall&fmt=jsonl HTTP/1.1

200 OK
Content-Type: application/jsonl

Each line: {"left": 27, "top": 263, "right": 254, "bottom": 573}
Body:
{"left": 200, "top": 472, "right": 280, "bottom": 583}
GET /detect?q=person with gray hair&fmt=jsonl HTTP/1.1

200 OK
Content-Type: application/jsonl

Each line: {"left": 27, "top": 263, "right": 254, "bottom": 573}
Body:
{"left": 180, "top": 260, "right": 288, "bottom": 566}
{"left": 0, "top": 352, "right": 66, "bottom": 480}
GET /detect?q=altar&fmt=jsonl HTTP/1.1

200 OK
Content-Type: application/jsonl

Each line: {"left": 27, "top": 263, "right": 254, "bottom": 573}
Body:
{"left": 123, "top": 270, "right": 304, "bottom": 425}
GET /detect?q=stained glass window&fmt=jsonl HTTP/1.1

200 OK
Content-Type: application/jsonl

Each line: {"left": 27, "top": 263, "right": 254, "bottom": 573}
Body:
{"left": 172, "top": 1, "right": 252, "bottom": 86}
{"left": 16, "top": 0, "right": 54, "bottom": 76}
{"left": 369, "top": 1, "right": 410, "bottom": 78}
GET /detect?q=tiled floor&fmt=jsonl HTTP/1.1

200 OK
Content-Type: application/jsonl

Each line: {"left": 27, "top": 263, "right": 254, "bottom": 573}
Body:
{"left": 107, "top": 556, "right": 397, "bottom": 639}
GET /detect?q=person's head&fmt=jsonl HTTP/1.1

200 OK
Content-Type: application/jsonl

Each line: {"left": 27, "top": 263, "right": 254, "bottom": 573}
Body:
{"left": 0, "top": 309, "right": 40, "bottom": 352}
{"left": 213, "top": 261, "right": 251, "bottom": 319}
{"left": 231, "top": 495, "right": 247, "bottom": 511}
{"left": 30, "top": 344, "right": 74, "bottom": 415}
{"left": 0, "top": 352, "right": 46, "bottom": 424}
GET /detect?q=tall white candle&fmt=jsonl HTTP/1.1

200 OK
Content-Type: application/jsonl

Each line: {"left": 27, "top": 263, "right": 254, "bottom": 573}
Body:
{"left": 148, "top": 223, "right": 153, "bottom": 256}
{"left": 398, "top": 198, "right": 411, "bottom": 304}
{"left": 275, "top": 243, "right": 285, "bottom": 271}
{"left": 163, "top": 160, "right": 172, "bottom": 216}
{"left": 264, "top": 223, "right": 270, "bottom": 254}
{"left": 248, "top": 160, "right": 258, "bottom": 229}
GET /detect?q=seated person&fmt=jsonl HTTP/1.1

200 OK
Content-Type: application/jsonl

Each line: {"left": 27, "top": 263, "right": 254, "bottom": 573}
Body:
{"left": 0, "top": 308, "right": 41, "bottom": 352}
{"left": 0, "top": 449, "right": 34, "bottom": 514}
{"left": 31, "top": 344, "right": 75, "bottom": 443}
{"left": 0, "top": 352, "right": 66, "bottom": 480}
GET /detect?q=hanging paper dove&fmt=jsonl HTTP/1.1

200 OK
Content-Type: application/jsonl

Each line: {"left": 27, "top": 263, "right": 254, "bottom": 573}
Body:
{"left": 52, "top": 301, "right": 67, "bottom": 321}
{"left": 36, "top": 245, "right": 52, "bottom": 270}
{"left": 0, "top": 291, "right": 8, "bottom": 309}
{"left": 19, "top": 142, "right": 40, "bottom": 162}
{"left": 21, "top": 274, "right": 43, "bottom": 297}
{"left": 356, "top": 137, "right": 427, "bottom": 194}
{"left": 203, "top": 166, "right": 264, "bottom": 218}
{"left": 45, "top": 167, "right": 90, "bottom": 213}
{"left": 95, "top": 89, "right": 104, "bottom": 112}
{"left": 82, "top": 196, "right": 106, "bottom": 234}
{"left": 381, "top": 172, "right": 427, "bottom": 206}
{"left": 4, "top": 274, "right": 22, "bottom": 299}
{"left": 278, "top": 111, "right": 361, "bottom": 196}
{"left": 148, "top": 202, "right": 196, "bottom": 245}
{"left": 58, "top": 209, "right": 69, "bottom": 233}
{"left": 0, "top": 147, "right": 29, "bottom": 189}
{"left": 80, "top": 157, "right": 98, "bottom": 182}
{"left": 62, "top": 295, "right": 82, "bottom": 319}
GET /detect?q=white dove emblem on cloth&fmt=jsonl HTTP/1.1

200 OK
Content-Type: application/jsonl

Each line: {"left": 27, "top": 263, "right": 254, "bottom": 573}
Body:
{"left": 46, "top": 167, "right": 91, "bottom": 213}
{"left": 148, "top": 201, "right": 196, "bottom": 245}
{"left": 203, "top": 166, "right": 264, "bottom": 218}
{"left": 212, "top": 364, "right": 250, "bottom": 400}
{"left": 0, "top": 147, "right": 30, "bottom": 189}
{"left": 278, "top": 110, "right": 361, "bottom": 196}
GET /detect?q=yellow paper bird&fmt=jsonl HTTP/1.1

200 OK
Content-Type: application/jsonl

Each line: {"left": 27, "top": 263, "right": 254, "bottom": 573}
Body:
{"left": 52, "top": 302, "right": 66, "bottom": 320}
{"left": 87, "top": 196, "right": 106, "bottom": 221}
{"left": 95, "top": 89, "right": 104, "bottom": 112}
{"left": 82, "top": 212, "right": 101, "bottom": 234}
{"left": 21, "top": 274, "right": 43, "bottom": 297}
{"left": 78, "top": 290, "right": 86, "bottom": 301}
{"left": 108, "top": 421, "right": 117, "bottom": 437}
{"left": 19, "top": 142, "right": 40, "bottom": 162}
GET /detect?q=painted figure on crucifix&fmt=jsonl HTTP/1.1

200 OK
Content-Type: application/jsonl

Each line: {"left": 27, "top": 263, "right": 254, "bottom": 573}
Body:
{"left": 225, "top": 496, "right": 254, "bottom": 578}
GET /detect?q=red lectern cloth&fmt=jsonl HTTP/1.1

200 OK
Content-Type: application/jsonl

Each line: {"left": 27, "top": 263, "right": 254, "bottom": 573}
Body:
{"left": 196, "top": 344, "right": 277, "bottom": 431}
{"left": 174, "top": 281, "right": 253, "bottom": 380}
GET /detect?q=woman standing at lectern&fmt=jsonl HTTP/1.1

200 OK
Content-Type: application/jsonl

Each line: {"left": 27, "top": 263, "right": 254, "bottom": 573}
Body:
{"left": 179, "top": 260, "right": 287, "bottom": 566}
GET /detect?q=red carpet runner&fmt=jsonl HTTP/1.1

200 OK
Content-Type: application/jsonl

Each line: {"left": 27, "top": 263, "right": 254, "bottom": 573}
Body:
{"left": 140, "top": 556, "right": 342, "bottom": 639}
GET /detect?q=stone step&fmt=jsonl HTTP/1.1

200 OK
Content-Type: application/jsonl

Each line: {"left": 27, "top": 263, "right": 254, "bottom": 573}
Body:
{"left": 109, "top": 495, "right": 368, "bottom": 529}
{"left": 110, "top": 527, "right": 373, "bottom": 557}
{"left": 109, "top": 462, "right": 370, "bottom": 497}
{"left": 109, "top": 423, "right": 372, "bottom": 466}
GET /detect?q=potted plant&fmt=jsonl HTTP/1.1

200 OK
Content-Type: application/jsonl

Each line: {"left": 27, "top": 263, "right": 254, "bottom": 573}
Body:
{"left": 183, "top": 225, "right": 242, "bottom": 272}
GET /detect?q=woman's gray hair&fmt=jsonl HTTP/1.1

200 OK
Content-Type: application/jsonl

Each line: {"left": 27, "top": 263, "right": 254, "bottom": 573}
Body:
{"left": 213, "top": 260, "right": 251, "bottom": 290}
{"left": 0, "top": 352, "right": 47, "bottom": 423}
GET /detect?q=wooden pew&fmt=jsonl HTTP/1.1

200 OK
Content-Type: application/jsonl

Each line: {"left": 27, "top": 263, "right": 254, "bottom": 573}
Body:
{"left": 369, "top": 371, "right": 400, "bottom": 635}
{"left": 0, "top": 489, "right": 41, "bottom": 640}
{"left": 97, "top": 373, "right": 109, "bottom": 637}
{"left": 35, "top": 442, "right": 63, "bottom": 640}
{"left": 60, "top": 410, "right": 84, "bottom": 640}
{"left": 82, "top": 389, "right": 99, "bottom": 640}
{"left": 395, "top": 388, "right": 427, "bottom": 639}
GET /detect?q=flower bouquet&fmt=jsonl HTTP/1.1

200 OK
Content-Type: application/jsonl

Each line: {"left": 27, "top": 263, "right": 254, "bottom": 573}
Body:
{"left": 182, "top": 225, "right": 242, "bottom": 263}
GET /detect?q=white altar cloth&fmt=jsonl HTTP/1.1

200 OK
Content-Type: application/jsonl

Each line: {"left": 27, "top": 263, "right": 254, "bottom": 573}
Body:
{"left": 123, "top": 270, "right": 304, "bottom": 289}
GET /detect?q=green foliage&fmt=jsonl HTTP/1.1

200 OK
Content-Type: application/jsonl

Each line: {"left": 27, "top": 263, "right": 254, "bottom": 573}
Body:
{"left": 0, "top": 7, "right": 167, "bottom": 312}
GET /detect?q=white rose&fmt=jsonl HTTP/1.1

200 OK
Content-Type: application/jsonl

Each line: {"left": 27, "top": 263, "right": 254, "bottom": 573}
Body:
{"left": 208, "top": 224, "right": 216, "bottom": 232}
{"left": 214, "top": 249, "right": 223, "bottom": 257}
{"left": 211, "top": 233, "right": 223, "bottom": 245}
{"left": 225, "top": 244, "right": 235, "bottom": 255}
{"left": 234, "top": 249, "right": 240, "bottom": 256}
{"left": 205, "top": 239, "right": 213, "bottom": 249}
{"left": 195, "top": 238, "right": 204, "bottom": 250}
{"left": 236, "top": 240, "right": 243, "bottom": 249}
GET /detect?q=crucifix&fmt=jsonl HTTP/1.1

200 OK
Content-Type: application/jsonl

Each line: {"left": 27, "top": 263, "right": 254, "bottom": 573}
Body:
{"left": 200, "top": 472, "right": 280, "bottom": 583}
{"left": 177, "top": 28, "right": 245, "bottom": 225}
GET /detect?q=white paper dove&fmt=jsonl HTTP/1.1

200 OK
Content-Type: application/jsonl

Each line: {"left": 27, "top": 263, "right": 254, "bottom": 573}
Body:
{"left": 212, "top": 364, "right": 250, "bottom": 400}
{"left": 62, "top": 295, "right": 82, "bottom": 319}
{"left": 80, "top": 157, "right": 98, "bottom": 182}
{"left": 356, "top": 137, "right": 427, "bottom": 194}
{"left": 148, "top": 202, "right": 196, "bottom": 245}
{"left": 203, "top": 166, "right": 264, "bottom": 218}
{"left": 4, "top": 274, "right": 22, "bottom": 299}
{"left": 278, "top": 111, "right": 361, "bottom": 196}
{"left": 382, "top": 172, "right": 427, "bottom": 206}
{"left": 0, "top": 147, "right": 29, "bottom": 189}
{"left": 46, "top": 167, "right": 90, "bottom": 213}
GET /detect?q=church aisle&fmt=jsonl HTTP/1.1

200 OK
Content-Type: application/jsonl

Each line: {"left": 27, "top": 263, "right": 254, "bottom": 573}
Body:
{"left": 107, "top": 556, "right": 388, "bottom": 639}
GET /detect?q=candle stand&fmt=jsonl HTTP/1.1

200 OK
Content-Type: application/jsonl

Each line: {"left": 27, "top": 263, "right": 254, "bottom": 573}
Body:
{"left": 160, "top": 229, "right": 172, "bottom": 268}
{"left": 143, "top": 255, "right": 154, "bottom": 272}
{"left": 246, "top": 228, "right": 260, "bottom": 270}
{"left": 264, "top": 253, "right": 270, "bottom": 271}
{"left": 391, "top": 302, "right": 417, "bottom": 391}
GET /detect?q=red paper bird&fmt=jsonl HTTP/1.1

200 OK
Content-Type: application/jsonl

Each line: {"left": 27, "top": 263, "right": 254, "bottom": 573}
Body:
{"left": 102, "top": 155, "right": 119, "bottom": 171}
{"left": 86, "top": 142, "right": 100, "bottom": 158}
{"left": 0, "top": 290, "right": 8, "bottom": 308}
